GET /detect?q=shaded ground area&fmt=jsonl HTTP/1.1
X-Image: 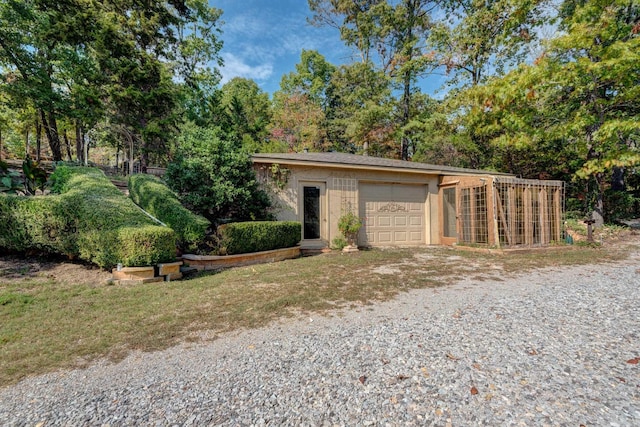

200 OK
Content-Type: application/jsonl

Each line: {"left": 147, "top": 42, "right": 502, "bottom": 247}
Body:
{"left": 0, "top": 254, "right": 111, "bottom": 286}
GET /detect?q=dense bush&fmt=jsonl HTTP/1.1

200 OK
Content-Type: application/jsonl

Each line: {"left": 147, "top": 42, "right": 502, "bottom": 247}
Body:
{"left": 604, "top": 189, "right": 640, "bottom": 223}
{"left": 217, "top": 221, "right": 301, "bottom": 255}
{"left": 0, "top": 166, "right": 176, "bottom": 268}
{"left": 128, "top": 174, "right": 209, "bottom": 250}
{"left": 164, "top": 124, "right": 272, "bottom": 224}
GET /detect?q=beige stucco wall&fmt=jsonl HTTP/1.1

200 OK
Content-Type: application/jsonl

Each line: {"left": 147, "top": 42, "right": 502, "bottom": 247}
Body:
{"left": 255, "top": 163, "right": 441, "bottom": 247}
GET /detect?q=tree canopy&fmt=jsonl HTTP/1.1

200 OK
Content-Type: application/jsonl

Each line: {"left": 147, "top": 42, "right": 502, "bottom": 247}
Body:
{"left": 1, "top": 0, "right": 638, "bottom": 223}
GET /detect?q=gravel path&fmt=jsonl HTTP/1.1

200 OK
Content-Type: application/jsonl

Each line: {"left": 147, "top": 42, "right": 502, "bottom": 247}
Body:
{"left": 1, "top": 252, "right": 639, "bottom": 426}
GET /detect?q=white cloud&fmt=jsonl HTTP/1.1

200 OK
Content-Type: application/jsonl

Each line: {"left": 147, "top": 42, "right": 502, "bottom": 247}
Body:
{"left": 220, "top": 52, "right": 273, "bottom": 83}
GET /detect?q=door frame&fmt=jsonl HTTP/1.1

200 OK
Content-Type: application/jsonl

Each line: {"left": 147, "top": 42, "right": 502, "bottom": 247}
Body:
{"left": 298, "top": 181, "right": 327, "bottom": 245}
{"left": 439, "top": 183, "right": 458, "bottom": 246}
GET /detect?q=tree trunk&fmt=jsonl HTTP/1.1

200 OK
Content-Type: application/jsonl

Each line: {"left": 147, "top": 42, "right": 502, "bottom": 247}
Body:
{"left": 35, "top": 115, "right": 42, "bottom": 162}
{"left": 75, "top": 120, "right": 83, "bottom": 163}
{"left": 63, "top": 131, "right": 73, "bottom": 161}
{"left": 39, "top": 110, "right": 63, "bottom": 161}
{"left": 84, "top": 133, "right": 89, "bottom": 166}
{"left": 24, "top": 129, "right": 29, "bottom": 158}
{"left": 592, "top": 173, "right": 605, "bottom": 227}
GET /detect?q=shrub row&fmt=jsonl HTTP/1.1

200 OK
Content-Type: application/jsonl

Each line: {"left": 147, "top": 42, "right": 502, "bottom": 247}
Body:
{"left": 128, "top": 174, "right": 209, "bottom": 251}
{"left": 0, "top": 166, "right": 176, "bottom": 268}
{"left": 217, "top": 221, "right": 301, "bottom": 255}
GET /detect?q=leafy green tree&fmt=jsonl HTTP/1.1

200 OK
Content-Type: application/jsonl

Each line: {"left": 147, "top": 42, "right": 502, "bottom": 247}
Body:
{"left": 450, "top": 0, "right": 640, "bottom": 224}
{"left": 0, "top": 0, "right": 74, "bottom": 160}
{"left": 280, "top": 49, "right": 336, "bottom": 110}
{"left": 220, "top": 77, "right": 272, "bottom": 151}
{"left": 268, "top": 51, "right": 337, "bottom": 152}
{"left": 325, "top": 61, "right": 395, "bottom": 155}
{"left": 430, "top": 0, "right": 548, "bottom": 87}
{"left": 309, "top": 0, "right": 437, "bottom": 160}
{"left": 0, "top": 0, "right": 223, "bottom": 168}
{"left": 269, "top": 92, "right": 327, "bottom": 152}
{"left": 164, "top": 124, "right": 271, "bottom": 224}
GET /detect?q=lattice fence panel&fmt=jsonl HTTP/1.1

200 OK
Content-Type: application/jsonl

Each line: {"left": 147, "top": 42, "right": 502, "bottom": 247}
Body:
{"left": 493, "top": 178, "right": 564, "bottom": 247}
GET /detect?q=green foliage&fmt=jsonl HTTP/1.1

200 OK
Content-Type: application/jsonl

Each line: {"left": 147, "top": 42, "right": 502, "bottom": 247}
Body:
{"left": 0, "top": 166, "right": 176, "bottom": 268}
{"left": 325, "top": 62, "right": 396, "bottom": 155}
{"left": 430, "top": 0, "right": 547, "bottom": 87}
{"left": 219, "top": 77, "right": 272, "bottom": 151}
{"left": 604, "top": 189, "right": 640, "bottom": 223}
{"left": 164, "top": 124, "right": 272, "bottom": 224}
{"left": 279, "top": 49, "right": 336, "bottom": 108}
{"left": 330, "top": 236, "right": 348, "bottom": 251}
{"left": 0, "top": 0, "right": 223, "bottom": 164}
{"left": 445, "top": 0, "right": 640, "bottom": 224}
{"left": 0, "top": 160, "right": 21, "bottom": 193}
{"left": 337, "top": 210, "right": 363, "bottom": 244}
{"left": 216, "top": 221, "right": 301, "bottom": 255}
{"left": 115, "top": 226, "right": 177, "bottom": 267}
{"left": 21, "top": 157, "right": 47, "bottom": 195}
{"left": 309, "top": 0, "right": 437, "bottom": 159}
{"left": 128, "top": 174, "right": 210, "bottom": 250}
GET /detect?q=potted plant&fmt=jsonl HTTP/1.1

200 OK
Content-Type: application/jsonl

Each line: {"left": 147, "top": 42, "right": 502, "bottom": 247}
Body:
{"left": 338, "top": 210, "right": 363, "bottom": 252}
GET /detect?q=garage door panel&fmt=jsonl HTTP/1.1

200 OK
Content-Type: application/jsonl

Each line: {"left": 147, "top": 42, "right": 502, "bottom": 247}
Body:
{"left": 359, "top": 183, "right": 427, "bottom": 246}
{"left": 394, "top": 231, "right": 408, "bottom": 242}
{"left": 378, "top": 231, "right": 392, "bottom": 243}
{"left": 409, "top": 231, "right": 422, "bottom": 241}
{"left": 378, "top": 216, "right": 391, "bottom": 227}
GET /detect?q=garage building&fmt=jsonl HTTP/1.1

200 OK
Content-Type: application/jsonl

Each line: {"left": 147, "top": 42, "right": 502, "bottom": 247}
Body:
{"left": 252, "top": 152, "right": 564, "bottom": 250}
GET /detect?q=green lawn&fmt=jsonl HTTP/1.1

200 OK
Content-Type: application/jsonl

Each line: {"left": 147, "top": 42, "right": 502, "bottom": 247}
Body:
{"left": 0, "top": 243, "right": 633, "bottom": 386}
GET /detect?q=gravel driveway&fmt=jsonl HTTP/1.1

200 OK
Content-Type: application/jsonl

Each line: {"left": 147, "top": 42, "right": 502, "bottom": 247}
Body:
{"left": 1, "top": 250, "right": 639, "bottom": 426}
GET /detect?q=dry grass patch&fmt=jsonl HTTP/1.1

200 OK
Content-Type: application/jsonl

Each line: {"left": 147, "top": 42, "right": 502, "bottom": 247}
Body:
{"left": 0, "top": 241, "right": 636, "bottom": 386}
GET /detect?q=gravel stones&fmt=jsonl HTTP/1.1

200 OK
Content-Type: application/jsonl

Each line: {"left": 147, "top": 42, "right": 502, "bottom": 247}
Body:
{"left": 1, "top": 254, "right": 639, "bottom": 426}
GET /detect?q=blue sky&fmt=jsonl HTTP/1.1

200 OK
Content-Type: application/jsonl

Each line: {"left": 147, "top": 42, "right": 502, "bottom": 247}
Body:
{"left": 214, "top": 0, "right": 349, "bottom": 94}
{"left": 213, "top": 0, "right": 447, "bottom": 97}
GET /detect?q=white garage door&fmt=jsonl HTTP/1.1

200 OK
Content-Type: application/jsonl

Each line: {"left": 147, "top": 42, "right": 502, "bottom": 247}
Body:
{"left": 359, "top": 183, "right": 427, "bottom": 246}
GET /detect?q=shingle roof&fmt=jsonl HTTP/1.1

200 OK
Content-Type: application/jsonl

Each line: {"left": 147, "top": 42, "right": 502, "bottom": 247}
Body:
{"left": 252, "top": 152, "right": 513, "bottom": 177}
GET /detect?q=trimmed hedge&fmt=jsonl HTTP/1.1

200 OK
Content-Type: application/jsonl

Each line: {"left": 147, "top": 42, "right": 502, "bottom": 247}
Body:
{"left": 128, "top": 174, "right": 209, "bottom": 250}
{"left": 0, "top": 166, "right": 176, "bottom": 268}
{"left": 217, "top": 221, "right": 301, "bottom": 255}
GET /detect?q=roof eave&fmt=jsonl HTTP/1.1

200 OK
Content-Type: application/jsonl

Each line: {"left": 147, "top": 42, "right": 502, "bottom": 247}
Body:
{"left": 252, "top": 155, "right": 510, "bottom": 177}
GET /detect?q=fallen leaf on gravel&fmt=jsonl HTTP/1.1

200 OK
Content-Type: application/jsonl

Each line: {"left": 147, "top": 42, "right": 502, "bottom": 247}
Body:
{"left": 446, "top": 353, "right": 459, "bottom": 360}
{"left": 626, "top": 357, "right": 640, "bottom": 364}
{"left": 616, "top": 377, "right": 626, "bottom": 383}
{"left": 528, "top": 349, "right": 538, "bottom": 356}
{"left": 359, "top": 375, "right": 367, "bottom": 384}
{"left": 390, "top": 396, "right": 398, "bottom": 404}
{"left": 472, "top": 363, "right": 481, "bottom": 370}
{"left": 470, "top": 386, "right": 479, "bottom": 395}
{"left": 421, "top": 367, "right": 429, "bottom": 377}
{"left": 381, "top": 358, "right": 390, "bottom": 365}
{"left": 435, "top": 408, "right": 443, "bottom": 416}
{"left": 452, "top": 310, "right": 462, "bottom": 319}
{"left": 397, "top": 374, "right": 410, "bottom": 381}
